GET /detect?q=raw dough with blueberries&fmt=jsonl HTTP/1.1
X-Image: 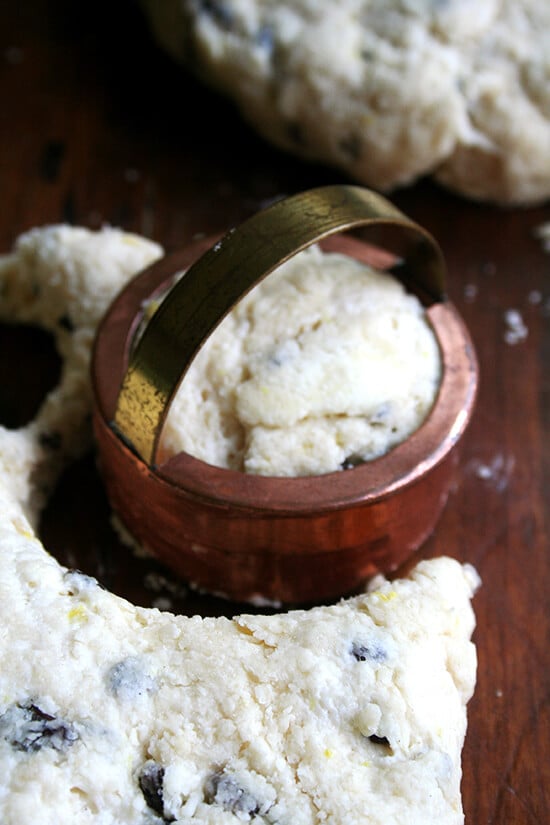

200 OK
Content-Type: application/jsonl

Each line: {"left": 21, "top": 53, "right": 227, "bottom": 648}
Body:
{"left": 0, "top": 225, "right": 478, "bottom": 823}
{"left": 0, "top": 485, "right": 479, "bottom": 823}
{"left": 140, "top": 0, "right": 550, "bottom": 205}
{"left": 0, "top": 225, "right": 162, "bottom": 525}
{"left": 160, "top": 245, "right": 441, "bottom": 477}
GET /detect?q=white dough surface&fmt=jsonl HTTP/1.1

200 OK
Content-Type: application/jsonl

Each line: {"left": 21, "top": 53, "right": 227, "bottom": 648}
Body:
{"left": 140, "top": 0, "right": 550, "bottom": 205}
{"left": 0, "top": 224, "right": 479, "bottom": 823}
{"left": 161, "top": 245, "right": 441, "bottom": 477}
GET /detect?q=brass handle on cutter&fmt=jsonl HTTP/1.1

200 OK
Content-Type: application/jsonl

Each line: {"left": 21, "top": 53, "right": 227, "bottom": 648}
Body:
{"left": 113, "top": 185, "right": 446, "bottom": 466}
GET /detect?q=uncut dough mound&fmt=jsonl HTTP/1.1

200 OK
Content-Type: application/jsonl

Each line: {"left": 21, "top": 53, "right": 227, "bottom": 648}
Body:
{"left": 161, "top": 245, "right": 441, "bottom": 477}
{"left": 140, "top": 0, "right": 550, "bottom": 205}
{"left": 0, "top": 477, "right": 479, "bottom": 824}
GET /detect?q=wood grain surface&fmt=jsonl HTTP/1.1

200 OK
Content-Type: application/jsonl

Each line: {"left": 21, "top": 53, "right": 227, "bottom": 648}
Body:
{"left": 1, "top": 2, "right": 549, "bottom": 822}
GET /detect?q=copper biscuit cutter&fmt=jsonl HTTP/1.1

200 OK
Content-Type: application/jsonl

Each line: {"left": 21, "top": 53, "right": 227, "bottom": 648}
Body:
{"left": 91, "top": 185, "right": 478, "bottom": 604}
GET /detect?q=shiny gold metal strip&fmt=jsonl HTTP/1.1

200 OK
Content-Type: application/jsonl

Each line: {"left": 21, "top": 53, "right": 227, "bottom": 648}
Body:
{"left": 113, "top": 185, "right": 446, "bottom": 465}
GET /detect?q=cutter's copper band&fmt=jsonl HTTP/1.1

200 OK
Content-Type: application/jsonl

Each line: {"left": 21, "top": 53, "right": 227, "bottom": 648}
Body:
{"left": 113, "top": 185, "right": 446, "bottom": 466}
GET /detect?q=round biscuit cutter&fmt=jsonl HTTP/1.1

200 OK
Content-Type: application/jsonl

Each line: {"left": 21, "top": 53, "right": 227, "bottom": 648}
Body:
{"left": 91, "top": 185, "right": 478, "bottom": 604}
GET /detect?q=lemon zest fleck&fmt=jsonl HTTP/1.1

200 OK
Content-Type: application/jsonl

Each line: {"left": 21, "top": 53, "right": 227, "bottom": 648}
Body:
{"left": 376, "top": 590, "right": 397, "bottom": 602}
{"left": 14, "top": 520, "right": 34, "bottom": 540}
{"left": 122, "top": 234, "right": 143, "bottom": 247}
{"left": 68, "top": 604, "right": 88, "bottom": 623}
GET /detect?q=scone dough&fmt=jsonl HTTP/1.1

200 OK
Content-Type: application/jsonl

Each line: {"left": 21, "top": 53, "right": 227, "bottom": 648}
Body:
{"left": 0, "top": 225, "right": 162, "bottom": 525}
{"left": 161, "top": 244, "right": 441, "bottom": 477}
{"left": 140, "top": 0, "right": 550, "bottom": 205}
{"left": 0, "top": 225, "right": 479, "bottom": 823}
{"left": 0, "top": 501, "right": 479, "bottom": 824}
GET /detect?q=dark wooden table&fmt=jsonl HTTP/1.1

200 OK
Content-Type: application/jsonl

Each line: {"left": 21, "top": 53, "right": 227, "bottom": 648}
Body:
{"left": 1, "top": 2, "right": 549, "bottom": 822}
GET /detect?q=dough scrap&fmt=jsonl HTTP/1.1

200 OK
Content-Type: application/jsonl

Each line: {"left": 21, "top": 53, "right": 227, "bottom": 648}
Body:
{"left": 0, "top": 480, "right": 479, "bottom": 823}
{"left": 0, "top": 225, "right": 162, "bottom": 524}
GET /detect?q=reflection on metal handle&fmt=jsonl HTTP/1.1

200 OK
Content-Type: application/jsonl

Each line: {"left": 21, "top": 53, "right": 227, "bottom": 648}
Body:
{"left": 113, "top": 184, "right": 446, "bottom": 466}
